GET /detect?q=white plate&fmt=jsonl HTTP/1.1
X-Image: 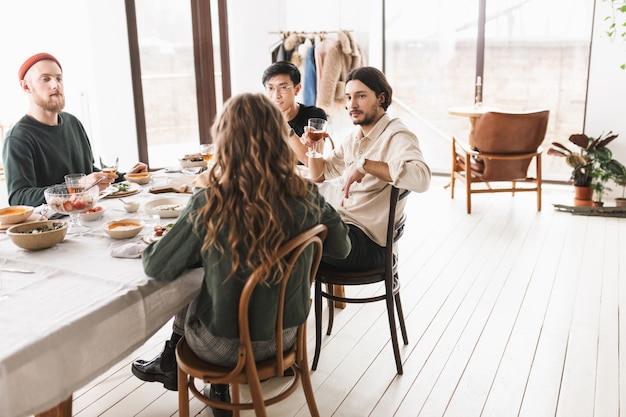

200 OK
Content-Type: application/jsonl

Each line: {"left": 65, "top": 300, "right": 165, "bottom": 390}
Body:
{"left": 144, "top": 197, "right": 190, "bottom": 218}
{"left": 100, "top": 182, "right": 142, "bottom": 199}
{"left": 142, "top": 222, "right": 175, "bottom": 243}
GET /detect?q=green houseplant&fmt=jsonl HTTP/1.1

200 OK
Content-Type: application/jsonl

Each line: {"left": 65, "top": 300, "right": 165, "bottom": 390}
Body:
{"left": 614, "top": 173, "right": 626, "bottom": 206}
{"left": 548, "top": 131, "right": 626, "bottom": 205}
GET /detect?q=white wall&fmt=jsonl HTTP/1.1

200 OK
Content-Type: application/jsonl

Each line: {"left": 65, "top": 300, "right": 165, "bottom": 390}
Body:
{"left": 0, "top": 1, "right": 138, "bottom": 171}
{"left": 586, "top": 0, "right": 626, "bottom": 197}
{"left": 2, "top": 0, "right": 625, "bottom": 195}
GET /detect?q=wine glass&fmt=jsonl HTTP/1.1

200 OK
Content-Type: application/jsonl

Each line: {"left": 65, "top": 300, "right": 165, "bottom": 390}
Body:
{"left": 64, "top": 173, "right": 86, "bottom": 193}
{"left": 99, "top": 156, "right": 119, "bottom": 175}
{"left": 44, "top": 185, "right": 99, "bottom": 235}
{"left": 200, "top": 144, "right": 215, "bottom": 163}
{"left": 306, "top": 118, "right": 328, "bottom": 158}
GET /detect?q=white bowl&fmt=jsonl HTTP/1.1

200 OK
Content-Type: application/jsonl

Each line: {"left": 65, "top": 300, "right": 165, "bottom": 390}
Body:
{"left": 79, "top": 206, "right": 106, "bottom": 222}
{"left": 144, "top": 197, "right": 189, "bottom": 218}
{"left": 103, "top": 219, "right": 145, "bottom": 239}
{"left": 179, "top": 158, "right": 207, "bottom": 169}
{"left": 0, "top": 205, "right": 35, "bottom": 224}
{"left": 124, "top": 172, "right": 152, "bottom": 184}
{"left": 123, "top": 201, "right": 140, "bottom": 213}
{"left": 6, "top": 220, "right": 68, "bottom": 250}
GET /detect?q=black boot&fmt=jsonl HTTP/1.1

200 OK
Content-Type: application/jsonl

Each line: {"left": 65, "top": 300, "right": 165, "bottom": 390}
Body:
{"left": 203, "top": 384, "right": 233, "bottom": 417}
{"left": 131, "top": 333, "right": 181, "bottom": 391}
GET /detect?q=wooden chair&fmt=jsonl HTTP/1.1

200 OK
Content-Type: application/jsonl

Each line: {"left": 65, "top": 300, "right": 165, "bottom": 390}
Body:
{"left": 312, "top": 186, "right": 410, "bottom": 375}
{"left": 450, "top": 109, "right": 549, "bottom": 214}
{"left": 176, "top": 224, "right": 328, "bottom": 417}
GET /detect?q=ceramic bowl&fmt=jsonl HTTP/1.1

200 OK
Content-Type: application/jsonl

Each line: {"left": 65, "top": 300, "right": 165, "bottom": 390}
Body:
{"left": 144, "top": 197, "right": 189, "bottom": 218}
{"left": 179, "top": 158, "right": 207, "bottom": 169}
{"left": 124, "top": 172, "right": 152, "bottom": 185}
{"left": 0, "top": 205, "right": 35, "bottom": 225}
{"left": 123, "top": 200, "right": 140, "bottom": 213}
{"left": 6, "top": 220, "right": 68, "bottom": 250}
{"left": 103, "top": 219, "right": 145, "bottom": 239}
{"left": 79, "top": 206, "right": 106, "bottom": 222}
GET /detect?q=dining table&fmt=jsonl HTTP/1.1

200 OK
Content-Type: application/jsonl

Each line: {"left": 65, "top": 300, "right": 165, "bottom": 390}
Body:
{"left": 448, "top": 104, "right": 497, "bottom": 149}
{"left": 0, "top": 170, "right": 203, "bottom": 417}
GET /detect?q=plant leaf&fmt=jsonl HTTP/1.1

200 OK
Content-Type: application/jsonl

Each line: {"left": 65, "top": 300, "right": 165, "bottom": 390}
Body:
{"left": 569, "top": 133, "right": 590, "bottom": 149}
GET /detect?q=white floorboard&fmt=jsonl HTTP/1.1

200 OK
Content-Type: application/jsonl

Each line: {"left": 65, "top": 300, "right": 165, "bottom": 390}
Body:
{"left": 29, "top": 176, "right": 626, "bottom": 417}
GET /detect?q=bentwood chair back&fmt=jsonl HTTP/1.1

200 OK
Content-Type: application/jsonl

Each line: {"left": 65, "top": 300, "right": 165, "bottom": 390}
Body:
{"left": 312, "top": 186, "right": 410, "bottom": 375}
{"left": 450, "top": 109, "right": 549, "bottom": 213}
{"left": 176, "top": 224, "right": 327, "bottom": 417}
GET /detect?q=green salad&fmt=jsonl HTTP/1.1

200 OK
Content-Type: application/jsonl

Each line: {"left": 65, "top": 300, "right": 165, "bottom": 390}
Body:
{"left": 23, "top": 222, "right": 65, "bottom": 234}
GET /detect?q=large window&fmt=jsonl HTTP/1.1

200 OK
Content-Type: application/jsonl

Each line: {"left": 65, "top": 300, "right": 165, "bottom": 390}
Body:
{"left": 384, "top": 0, "right": 594, "bottom": 179}
{"left": 127, "top": 0, "right": 229, "bottom": 168}
{"left": 133, "top": 0, "right": 199, "bottom": 168}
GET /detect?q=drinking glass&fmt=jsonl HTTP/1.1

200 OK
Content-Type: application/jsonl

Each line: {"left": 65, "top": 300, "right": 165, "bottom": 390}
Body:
{"left": 64, "top": 173, "right": 86, "bottom": 194}
{"left": 44, "top": 185, "right": 99, "bottom": 235}
{"left": 99, "top": 156, "right": 119, "bottom": 175}
{"left": 200, "top": 144, "right": 215, "bottom": 163}
{"left": 306, "top": 118, "right": 328, "bottom": 158}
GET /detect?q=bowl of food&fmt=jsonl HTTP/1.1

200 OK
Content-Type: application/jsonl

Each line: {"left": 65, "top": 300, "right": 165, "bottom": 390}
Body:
{"left": 0, "top": 205, "right": 35, "bottom": 225}
{"left": 103, "top": 219, "right": 145, "bottom": 239}
{"left": 6, "top": 220, "right": 68, "bottom": 250}
{"left": 179, "top": 154, "right": 207, "bottom": 169}
{"left": 144, "top": 197, "right": 189, "bottom": 218}
{"left": 79, "top": 205, "right": 106, "bottom": 222}
{"left": 44, "top": 184, "right": 99, "bottom": 235}
{"left": 124, "top": 172, "right": 152, "bottom": 185}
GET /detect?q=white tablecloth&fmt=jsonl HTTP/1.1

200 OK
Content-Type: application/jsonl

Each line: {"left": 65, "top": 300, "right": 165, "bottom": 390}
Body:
{"left": 0, "top": 181, "right": 203, "bottom": 417}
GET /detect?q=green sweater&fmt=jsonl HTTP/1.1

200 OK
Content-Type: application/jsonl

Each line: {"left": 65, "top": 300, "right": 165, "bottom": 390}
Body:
{"left": 2, "top": 113, "right": 99, "bottom": 206}
{"left": 142, "top": 185, "right": 351, "bottom": 341}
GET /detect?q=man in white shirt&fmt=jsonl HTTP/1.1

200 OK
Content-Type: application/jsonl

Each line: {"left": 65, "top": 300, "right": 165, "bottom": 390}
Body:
{"left": 306, "top": 66, "right": 431, "bottom": 270}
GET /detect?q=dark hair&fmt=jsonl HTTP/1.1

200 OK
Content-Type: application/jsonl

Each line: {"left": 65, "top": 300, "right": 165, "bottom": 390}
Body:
{"left": 346, "top": 66, "right": 393, "bottom": 110}
{"left": 261, "top": 61, "right": 301, "bottom": 86}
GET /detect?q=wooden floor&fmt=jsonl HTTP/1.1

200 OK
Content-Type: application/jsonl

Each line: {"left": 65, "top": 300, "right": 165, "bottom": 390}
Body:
{"left": 57, "top": 176, "right": 626, "bottom": 417}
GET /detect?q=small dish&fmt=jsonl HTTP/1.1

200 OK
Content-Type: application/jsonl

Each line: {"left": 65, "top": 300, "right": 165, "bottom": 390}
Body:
{"left": 6, "top": 220, "right": 68, "bottom": 250}
{"left": 103, "top": 219, "right": 145, "bottom": 239}
{"left": 144, "top": 197, "right": 190, "bottom": 218}
{"left": 124, "top": 172, "right": 152, "bottom": 185}
{"left": 122, "top": 200, "right": 140, "bottom": 213}
{"left": 79, "top": 206, "right": 106, "bottom": 222}
{"left": 0, "top": 205, "right": 35, "bottom": 225}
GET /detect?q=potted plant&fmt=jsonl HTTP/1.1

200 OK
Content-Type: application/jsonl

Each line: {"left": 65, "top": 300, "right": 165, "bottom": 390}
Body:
{"left": 615, "top": 173, "right": 626, "bottom": 206}
{"left": 548, "top": 131, "right": 626, "bottom": 206}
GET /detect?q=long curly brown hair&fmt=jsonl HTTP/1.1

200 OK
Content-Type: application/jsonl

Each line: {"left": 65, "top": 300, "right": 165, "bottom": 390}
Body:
{"left": 193, "top": 93, "right": 316, "bottom": 284}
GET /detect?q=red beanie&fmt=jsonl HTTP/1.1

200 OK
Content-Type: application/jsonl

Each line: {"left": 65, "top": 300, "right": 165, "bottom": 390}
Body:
{"left": 18, "top": 53, "right": 62, "bottom": 81}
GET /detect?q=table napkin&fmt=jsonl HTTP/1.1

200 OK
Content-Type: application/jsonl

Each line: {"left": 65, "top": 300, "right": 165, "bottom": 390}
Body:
{"left": 111, "top": 242, "right": 148, "bottom": 258}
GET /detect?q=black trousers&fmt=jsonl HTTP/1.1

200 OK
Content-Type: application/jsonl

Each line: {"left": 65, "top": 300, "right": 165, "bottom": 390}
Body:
{"left": 321, "top": 224, "right": 385, "bottom": 272}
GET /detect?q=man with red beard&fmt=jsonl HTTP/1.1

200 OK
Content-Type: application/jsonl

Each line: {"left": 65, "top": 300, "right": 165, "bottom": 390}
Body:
{"left": 2, "top": 53, "right": 147, "bottom": 206}
{"left": 306, "top": 66, "right": 431, "bottom": 271}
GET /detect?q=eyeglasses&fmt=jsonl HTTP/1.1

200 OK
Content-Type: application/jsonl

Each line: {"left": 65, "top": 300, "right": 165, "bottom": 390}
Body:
{"left": 265, "top": 84, "right": 294, "bottom": 95}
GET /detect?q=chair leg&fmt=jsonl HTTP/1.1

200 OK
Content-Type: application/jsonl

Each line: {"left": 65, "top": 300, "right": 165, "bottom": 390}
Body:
{"left": 395, "top": 292, "right": 409, "bottom": 345}
{"left": 465, "top": 154, "right": 472, "bottom": 214}
{"left": 450, "top": 140, "right": 456, "bottom": 198}
{"left": 326, "top": 284, "right": 335, "bottom": 336}
{"left": 385, "top": 283, "right": 403, "bottom": 375}
{"left": 232, "top": 383, "right": 241, "bottom": 417}
{"left": 312, "top": 280, "right": 323, "bottom": 371}
{"left": 247, "top": 377, "right": 267, "bottom": 417}
{"left": 298, "top": 356, "right": 321, "bottom": 417}
{"left": 177, "top": 368, "right": 190, "bottom": 417}
{"left": 537, "top": 155, "right": 542, "bottom": 211}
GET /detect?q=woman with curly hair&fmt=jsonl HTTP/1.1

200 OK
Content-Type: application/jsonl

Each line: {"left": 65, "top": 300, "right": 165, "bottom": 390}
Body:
{"left": 131, "top": 93, "right": 350, "bottom": 416}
